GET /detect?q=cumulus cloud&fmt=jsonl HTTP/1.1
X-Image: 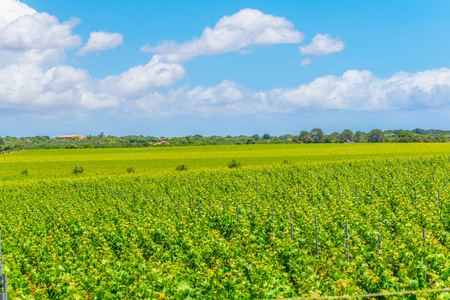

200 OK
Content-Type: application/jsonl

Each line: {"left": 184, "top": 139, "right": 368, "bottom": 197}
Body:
{"left": 77, "top": 31, "right": 124, "bottom": 56}
{"left": 100, "top": 56, "right": 185, "bottom": 97}
{"left": 0, "top": 64, "right": 119, "bottom": 111}
{"left": 0, "top": 0, "right": 36, "bottom": 24}
{"left": 141, "top": 8, "right": 304, "bottom": 62}
{"left": 2, "top": 0, "right": 449, "bottom": 120}
{"left": 299, "top": 33, "right": 344, "bottom": 56}
{"left": 0, "top": 0, "right": 186, "bottom": 113}
{"left": 134, "top": 80, "right": 270, "bottom": 115}
{"left": 0, "top": 10, "right": 81, "bottom": 51}
{"left": 127, "top": 68, "right": 450, "bottom": 116}
{"left": 271, "top": 68, "right": 450, "bottom": 111}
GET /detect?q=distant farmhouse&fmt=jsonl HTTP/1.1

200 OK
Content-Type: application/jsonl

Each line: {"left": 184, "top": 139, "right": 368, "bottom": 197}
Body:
{"left": 58, "top": 135, "right": 84, "bottom": 140}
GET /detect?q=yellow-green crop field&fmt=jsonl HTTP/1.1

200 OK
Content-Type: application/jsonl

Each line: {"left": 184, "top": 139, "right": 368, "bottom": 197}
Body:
{"left": 1, "top": 143, "right": 450, "bottom": 299}
{"left": 1, "top": 143, "right": 450, "bottom": 176}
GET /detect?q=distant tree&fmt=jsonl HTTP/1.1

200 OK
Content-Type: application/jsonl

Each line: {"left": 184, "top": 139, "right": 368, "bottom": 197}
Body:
{"left": 340, "top": 129, "right": 354, "bottom": 143}
{"left": 251, "top": 134, "right": 260, "bottom": 141}
{"left": 262, "top": 133, "right": 271, "bottom": 140}
{"left": 367, "top": 129, "right": 384, "bottom": 143}
{"left": 0, "top": 137, "right": 4, "bottom": 146}
{"left": 246, "top": 138, "right": 256, "bottom": 144}
{"left": 323, "top": 135, "right": 334, "bottom": 143}
{"left": 98, "top": 132, "right": 105, "bottom": 138}
{"left": 397, "top": 131, "right": 415, "bottom": 143}
{"left": 300, "top": 131, "right": 312, "bottom": 143}
{"left": 354, "top": 131, "right": 367, "bottom": 143}
{"left": 310, "top": 128, "right": 324, "bottom": 143}
{"left": 330, "top": 132, "right": 340, "bottom": 141}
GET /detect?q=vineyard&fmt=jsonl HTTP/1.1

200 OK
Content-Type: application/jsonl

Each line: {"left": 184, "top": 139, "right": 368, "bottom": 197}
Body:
{"left": 1, "top": 146, "right": 450, "bottom": 299}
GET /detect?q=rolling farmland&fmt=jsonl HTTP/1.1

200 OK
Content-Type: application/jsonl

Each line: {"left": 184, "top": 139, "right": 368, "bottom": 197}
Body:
{"left": 1, "top": 144, "right": 450, "bottom": 299}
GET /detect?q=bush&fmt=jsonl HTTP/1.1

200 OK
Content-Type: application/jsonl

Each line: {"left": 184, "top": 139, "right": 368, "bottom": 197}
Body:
{"left": 21, "top": 169, "right": 28, "bottom": 175}
{"left": 228, "top": 160, "right": 241, "bottom": 169}
{"left": 72, "top": 166, "right": 84, "bottom": 175}
{"left": 176, "top": 164, "right": 188, "bottom": 171}
{"left": 126, "top": 167, "right": 135, "bottom": 173}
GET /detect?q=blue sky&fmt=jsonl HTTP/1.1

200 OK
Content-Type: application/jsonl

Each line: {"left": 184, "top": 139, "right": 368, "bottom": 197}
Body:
{"left": 1, "top": 0, "right": 450, "bottom": 137}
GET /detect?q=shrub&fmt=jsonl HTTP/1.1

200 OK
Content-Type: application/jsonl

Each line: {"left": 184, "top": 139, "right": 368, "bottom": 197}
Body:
{"left": 176, "top": 164, "right": 188, "bottom": 171}
{"left": 72, "top": 166, "right": 84, "bottom": 175}
{"left": 228, "top": 160, "right": 241, "bottom": 169}
{"left": 21, "top": 169, "right": 28, "bottom": 175}
{"left": 126, "top": 167, "right": 135, "bottom": 173}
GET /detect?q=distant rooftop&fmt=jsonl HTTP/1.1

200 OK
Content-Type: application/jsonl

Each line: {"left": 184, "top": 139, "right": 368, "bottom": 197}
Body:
{"left": 58, "top": 135, "right": 84, "bottom": 139}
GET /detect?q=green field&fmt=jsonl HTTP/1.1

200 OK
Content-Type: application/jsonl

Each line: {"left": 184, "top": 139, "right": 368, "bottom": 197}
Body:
{"left": 1, "top": 143, "right": 450, "bottom": 176}
{"left": 1, "top": 144, "right": 450, "bottom": 299}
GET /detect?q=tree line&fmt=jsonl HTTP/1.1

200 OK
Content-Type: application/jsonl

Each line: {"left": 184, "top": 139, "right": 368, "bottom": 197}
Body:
{"left": 0, "top": 128, "right": 449, "bottom": 152}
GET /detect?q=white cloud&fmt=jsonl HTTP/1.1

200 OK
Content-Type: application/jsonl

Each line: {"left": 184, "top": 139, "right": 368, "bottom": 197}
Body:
{"left": 100, "top": 56, "right": 185, "bottom": 97}
{"left": 0, "top": 63, "right": 119, "bottom": 111}
{"left": 0, "top": 0, "right": 185, "bottom": 113}
{"left": 0, "top": 0, "right": 36, "bottom": 25}
{"left": 128, "top": 68, "right": 450, "bottom": 116}
{"left": 77, "top": 31, "right": 124, "bottom": 56}
{"left": 134, "top": 80, "right": 270, "bottom": 115}
{"left": 300, "top": 58, "right": 312, "bottom": 66}
{"left": 271, "top": 68, "right": 450, "bottom": 111}
{"left": 0, "top": 12, "right": 81, "bottom": 51}
{"left": 2, "top": 0, "right": 449, "bottom": 120}
{"left": 141, "top": 8, "right": 304, "bottom": 62}
{"left": 0, "top": 0, "right": 81, "bottom": 70}
{"left": 299, "top": 33, "right": 344, "bottom": 56}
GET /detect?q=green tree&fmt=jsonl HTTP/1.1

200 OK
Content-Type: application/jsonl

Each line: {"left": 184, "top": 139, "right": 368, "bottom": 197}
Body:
{"left": 310, "top": 128, "right": 324, "bottom": 143}
{"left": 340, "top": 129, "right": 354, "bottom": 143}
{"left": 397, "top": 131, "right": 415, "bottom": 142}
{"left": 262, "top": 133, "right": 271, "bottom": 140}
{"left": 0, "top": 137, "right": 4, "bottom": 146}
{"left": 355, "top": 131, "right": 367, "bottom": 143}
{"left": 299, "top": 131, "right": 312, "bottom": 143}
{"left": 367, "top": 129, "right": 384, "bottom": 143}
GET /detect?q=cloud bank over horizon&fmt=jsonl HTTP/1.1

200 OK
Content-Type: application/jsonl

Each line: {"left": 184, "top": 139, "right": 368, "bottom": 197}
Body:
{"left": 0, "top": 0, "right": 449, "bottom": 135}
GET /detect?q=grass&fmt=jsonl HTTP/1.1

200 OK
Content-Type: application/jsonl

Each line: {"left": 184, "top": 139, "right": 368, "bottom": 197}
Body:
{"left": 1, "top": 143, "right": 450, "bottom": 176}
